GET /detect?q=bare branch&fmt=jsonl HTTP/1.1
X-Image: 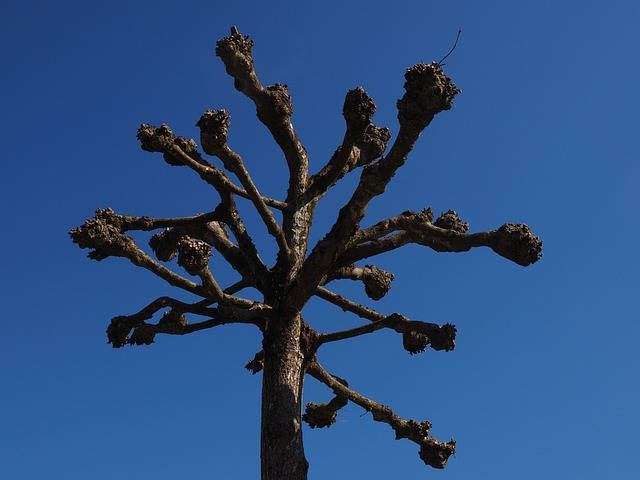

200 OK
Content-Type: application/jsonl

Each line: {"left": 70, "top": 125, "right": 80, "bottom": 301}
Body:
{"left": 70, "top": 209, "right": 206, "bottom": 297}
{"left": 314, "top": 287, "right": 455, "bottom": 353}
{"left": 303, "top": 374, "right": 348, "bottom": 428}
{"left": 197, "top": 109, "right": 290, "bottom": 255}
{"left": 307, "top": 360, "right": 456, "bottom": 469}
{"left": 216, "top": 192, "right": 271, "bottom": 289}
{"left": 136, "top": 123, "right": 286, "bottom": 209}
{"left": 339, "top": 209, "right": 542, "bottom": 268}
{"left": 215, "top": 27, "right": 308, "bottom": 200}
{"left": 305, "top": 88, "right": 381, "bottom": 200}
{"left": 315, "top": 286, "right": 384, "bottom": 322}
{"left": 291, "top": 65, "right": 460, "bottom": 308}
{"left": 107, "top": 296, "right": 269, "bottom": 348}
{"left": 326, "top": 264, "right": 394, "bottom": 300}
{"left": 318, "top": 312, "right": 455, "bottom": 353}
{"left": 119, "top": 210, "right": 223, "bottom": 232}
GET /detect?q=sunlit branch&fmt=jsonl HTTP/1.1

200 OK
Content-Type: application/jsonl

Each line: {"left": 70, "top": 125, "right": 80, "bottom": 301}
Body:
{"left": 216, "top": 143, "right": 289, "bottom": 255}
{"left": 325, "top": 264, "right": 394, "bottom": 300}
{"left": 215, "top": 27, "right": 308, "bottom": 201}
{"left": 315, "top": 286, "right": 384, "bottom": 322}
{"left": 217, "top": 191, "right": 271, "bottom": 288}
{"left": 106, "top": 296, "right": 269, "bottom": 348}
{"left": 167, "top": 143, "right": 286, "bottom": 209}
{"left": 117, "top": 210, "right": 223, "bottom": 232}
{"left": 307, "top": 360, "right": 456, "bottom": 469}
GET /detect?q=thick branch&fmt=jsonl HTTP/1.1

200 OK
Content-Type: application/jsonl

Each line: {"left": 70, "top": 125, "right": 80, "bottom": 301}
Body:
{"left": 70, "top": 210, "right": 205, "bottom": 296}
{"left": 326, "top": 264, "right": 394, "bottom": 300}
{"left": 137, "top": 123, "right": 285, "bottom": 209}
{"left": 215, "top": 27, "right": 308, "bottom": 201}
{"left": 339, "top": 210, "right": 542, "bottom": 268}
{"left": 306, "top": 89, "right": 394, "bottom": 206}
{"left": 291, "top": 65, "right": 460, "bottom": 308}
{"left": 315, "top": 288, "right": 455, "bottom": 353}
{"left": 303, "top": 375, "right": 348, "bottom": 429}
{"left": 307, "top": 360, "right": 456, "bottom": 469}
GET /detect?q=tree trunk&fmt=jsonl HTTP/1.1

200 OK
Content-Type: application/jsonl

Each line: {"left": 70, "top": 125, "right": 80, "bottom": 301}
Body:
{"left": 260, "top": 311, "right": 308, "bottom": 480}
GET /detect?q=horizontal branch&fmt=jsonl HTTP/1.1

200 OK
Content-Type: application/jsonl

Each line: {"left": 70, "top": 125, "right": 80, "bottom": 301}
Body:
{"left": 326, "top": 264, "right": 394, "bottom": 300}
{"left": 69, "top": 209, "right": 269, "bottom": 304}
{"left": 106, "top": 296, "right": 269, "bottom": 348}
{"left": 307, "top": 360, "right": 456, "bottom": 469}
{"left": 118, "top": 210, "right": 223, "bottom": 232}
{"left": 339, "top": 209, "right": 543, "bottom": 268}
{"left": 70, "top": 210, "right": 205, "bottom": 296}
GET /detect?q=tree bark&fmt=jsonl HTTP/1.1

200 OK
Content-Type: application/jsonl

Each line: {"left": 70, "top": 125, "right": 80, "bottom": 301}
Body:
{"left": 260, "top": 310, "right": 308, "bottom": 480}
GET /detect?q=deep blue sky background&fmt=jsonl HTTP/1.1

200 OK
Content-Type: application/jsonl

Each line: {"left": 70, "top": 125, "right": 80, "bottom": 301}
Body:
{"left": 2, "top": 1, "right": 639, "bottom": 478}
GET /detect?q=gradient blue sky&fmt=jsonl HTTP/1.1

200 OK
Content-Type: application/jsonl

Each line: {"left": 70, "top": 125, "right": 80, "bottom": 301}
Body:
{"left": 2, "top": 1, "right": 639, "bottom": 478}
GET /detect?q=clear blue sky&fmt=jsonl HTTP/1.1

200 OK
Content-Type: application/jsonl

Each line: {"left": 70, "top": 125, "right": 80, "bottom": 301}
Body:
{"left": 2, "top": 1, "right": 639, "bottom": 478}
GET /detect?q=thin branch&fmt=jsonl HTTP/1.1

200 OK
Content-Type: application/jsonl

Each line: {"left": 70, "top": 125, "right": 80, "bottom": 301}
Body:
{"left": 436, "top": 29, "right": 462, "bottom": 66}
{"left": 118, "top": 210, "right": 223, "bottom": 232}
{"left": 108, "top": 297, "right": 269, "bottom": 348}
{"left": 169, "top": 143, "right": 287, "bottom": 209}
{"left": 216, "top": 143, "right": 290, "bottom": 255}
{"left": 307, "top": 360, "right": 456, "bottom": 469}
{"left": 315, "top": 286, "right": 384, "bottom": 322}
{"left": 318, "top": 313, "right": 456, "bottom": 353}
{"left": 217, "top": 191, "right": 272, "bottom": 288}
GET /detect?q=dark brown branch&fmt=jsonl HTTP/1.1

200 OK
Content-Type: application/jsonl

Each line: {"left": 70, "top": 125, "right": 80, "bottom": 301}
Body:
{"left": 215, "top": 27, "right": 308, "bottom": 201}
{"left": 315, "top": 288, "right": 455, "bottom": 353}
{"left": 118, "top": 210, "right": 223, "bottom": 232}
{"left": 307, "top": 360, "right": 456, "bottom": 469}
{"left": 216, "top": 191, "right": 271, "bottom": 290}
{"left": 303, "top": 375, "right": 348, "bottom": 428}
{"left": 137, "top": 123, "right": 286, "bottom": 209}
{"left": 318, "top": 313, "right": 455, "bottom": 353}
{"left": 305, "top": 88, "right": 380, "bottom": 200}
{"left": 107, "top": 296, "right": 269, "bottom": 348}
{"left": 326, "top": 264, "right": 394, "bottom": 300}
{"left": 339, "top": 210, "right": 542, "bottom": 268}
{"left": 197, "top": 109, "right": 289, "bottom": 255}
{"left": 291, "top": 65, "right": 460, "bottom": 308}
{"left": 315, "top": 286, "right": 384, "bottom": 322}
{"left": 70, "top": 210, "right": 206, "bottom": 297}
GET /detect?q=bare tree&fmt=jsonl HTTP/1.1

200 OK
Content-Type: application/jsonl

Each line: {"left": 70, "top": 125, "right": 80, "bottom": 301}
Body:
{"left": 70, "top": 27, "right": 542, "bottom": 479}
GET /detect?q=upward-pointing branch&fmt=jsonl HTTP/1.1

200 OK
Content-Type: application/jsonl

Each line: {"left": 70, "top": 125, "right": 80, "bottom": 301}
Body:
{"left": 197, "top": 109, "right": 290, "bottom": 257}
{"left": 216, "top": 27, "right": 308, "bottom": 201}
{"left": 291, "top": 63, "right": 461, "bottom": 308}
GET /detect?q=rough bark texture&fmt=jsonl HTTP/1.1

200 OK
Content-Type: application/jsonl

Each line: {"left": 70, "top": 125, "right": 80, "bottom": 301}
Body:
{"left": 261, "top": 312, "right": 308, "bottom": 480}
{"left": 69, "top": 27, "right": 542, "bottom": 479}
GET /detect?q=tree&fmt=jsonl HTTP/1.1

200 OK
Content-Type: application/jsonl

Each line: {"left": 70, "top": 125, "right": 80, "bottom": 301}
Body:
{"left": 69, "top": 27, "right": 542, "bottom": 479}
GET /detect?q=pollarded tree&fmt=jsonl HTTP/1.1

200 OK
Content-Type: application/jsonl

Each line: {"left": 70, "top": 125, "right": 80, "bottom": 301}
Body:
{"left": 70, "top": 27, "right": 542, "bottom": 480}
